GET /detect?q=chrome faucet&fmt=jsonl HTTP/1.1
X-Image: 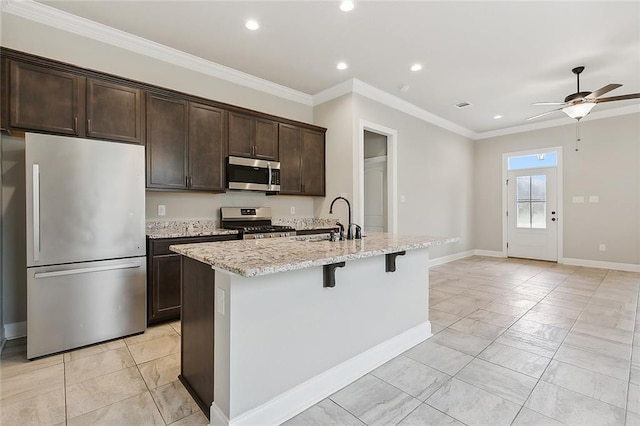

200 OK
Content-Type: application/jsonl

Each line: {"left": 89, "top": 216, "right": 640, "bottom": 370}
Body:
{"left": 329, "top": 196, "right": 361, "bottom": 240}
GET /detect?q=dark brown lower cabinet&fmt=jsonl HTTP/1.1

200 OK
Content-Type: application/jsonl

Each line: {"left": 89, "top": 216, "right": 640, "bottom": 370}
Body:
{"left": 146, "top": 234, "right": 238, "bottom": 325}
{"left": 178, "top": 256, "right": 215, "bottom": 418}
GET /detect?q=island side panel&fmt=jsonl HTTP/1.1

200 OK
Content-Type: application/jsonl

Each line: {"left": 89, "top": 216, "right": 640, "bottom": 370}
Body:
{"left": 179, "top": 256, "right": 215, "bottom": 418}
{"left": 225, "top": 248, "right": 430, "bottom": 420}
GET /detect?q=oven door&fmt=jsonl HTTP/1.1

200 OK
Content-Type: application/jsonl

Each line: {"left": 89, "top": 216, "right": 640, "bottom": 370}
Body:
{"left": 227, "top": 156, "right": 280, "bottom": 191}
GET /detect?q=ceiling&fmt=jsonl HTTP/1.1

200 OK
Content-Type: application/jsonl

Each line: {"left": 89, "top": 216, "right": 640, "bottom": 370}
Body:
{"left": 34, "top": 1, "right": 640, "bottom": 134}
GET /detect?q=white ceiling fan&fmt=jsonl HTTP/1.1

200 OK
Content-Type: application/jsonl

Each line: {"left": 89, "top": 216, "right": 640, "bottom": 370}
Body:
{"left": 527, "top": 66, "right": 640, "bottom": 122}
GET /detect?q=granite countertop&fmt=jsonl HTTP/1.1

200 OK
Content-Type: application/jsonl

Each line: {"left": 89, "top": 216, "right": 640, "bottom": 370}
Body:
{"left": 170, "top": 232, "right": 460, "bottom": 277}
{"left": 146, "top": 228, "right": 239, "bottom": 239}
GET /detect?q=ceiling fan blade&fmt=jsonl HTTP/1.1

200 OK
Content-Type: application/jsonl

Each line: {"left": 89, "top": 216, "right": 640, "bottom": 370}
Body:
{"left": 585, "top": 83, "right": 622, "bottom": 100}
{"left": 526, "top": 107, "right": 564, "bottom": 121}
{"left": 595, "top": 93, "right": 640, "bottom": 103}
{"left": 533, "top": 102, "right": 566, "bottom": 106}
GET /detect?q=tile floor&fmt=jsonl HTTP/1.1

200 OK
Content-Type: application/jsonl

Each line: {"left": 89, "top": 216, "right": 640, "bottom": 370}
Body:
{"left": 1, "top": 256, "right": 639, "bottom": 425}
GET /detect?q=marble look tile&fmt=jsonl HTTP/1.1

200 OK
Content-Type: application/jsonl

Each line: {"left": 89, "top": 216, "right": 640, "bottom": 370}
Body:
{"left": 431, "top": 323, "right": 445, "bottom": 335}
{"left": 0, "top": 363, "right": 64, "bottom": 406}
{"left": 584, "top": 301, "right": 636, "bottom": 319}
{"left": 404, "top": 340, "right": 473, "bottom": 375}
{"left": 67, "top": 392, "right": 164, "bottom": 426}
{"left": 563, "top": 331, "right": 632, "bottom": 361}
{"left": 554, "top": 345, "right": 630, "bottom": 381}
{"left": 525, "top": 380, "right": 625, "bottom": 425}
{"left": 546, "top": 290, "right": 591, "bottom": 304}
{"left": 627, "top": 410, "right": 640, "bottom": 426}
{"left": 0, "top": 388, "right": 65, "bottom": 426}
{"left": 631, "top": 362, "right": 640, "bottom": 385}
{"left": 578, "top": 311, "right": 635, "bottom": 332}
{"left": 530, "top": 301, "right": 582, "bottom": 320}
{"left": 65, "top": 347, "right": 135, "bottom": 385}
{"left": 629, "top": 383, "right": 640, "bottom": 414}
{"left": 169, "top": 321, "right": 182, "bottom": 335}
{"left": 283, "top": 398, "right": 364, "bottom": 426}
{"left": 539, "top": 295, "right": 588, "bottom": 311}
{"left": 519, "top": 311, "right": 575, "bottom": 330}
{"left": 372, "top": 355, "right": 451, "bottom": 401}
{"left": 430, "top": 328, "right": 492, "bottom": 356}
{"left": 512, "top": 407, "right": 564, "bottom": 425}
{"left": 491, "top": 295, "right": 538, "bottom": 309}
{"left": 448, "top": 318, "right": 506, "bottom": 340}
{"left": 330, "top": 374, "right": 420, "bottom": 426}
{"left": 397, "top": 403, "right": 463, "bottom": 426}
{"left": 426, "top": 378, "right": 520, "bottom": 426}
{"left": 429, "top": 309, "right": 462, "bottom": 327}
{"left": 127, "top": 334, "right": 180, "bottom": 365}
{"left": 138, "top": 352, "right": 180, "bottom": 390}
{"left": 124, "top": 324, "right": 178, "bottom": 346}
{"left": 66, "top": 366, "right": 148, "bottom": 419}
{"left": 466, "top": 309, "right": 519, "bottom": 328}
{"left": 63, "top": 339, "right": 126, "bottom": 362}
{"left": 495, "top": 330, "right": 561, "bottom": 358}
{"left": 0, "top": 351, "right": 63, "bottom": 382}
{"left": 482, "top": 302, "right": 529, "bottom": 317}
{"left": 542, "top": 360, "right": 628, "bottom": 409}
{"left": 478, "top": 342, "right": 551, "bottom": 379}
{"left": 150, "top": 380, "right": 201, "bottom": 424}
{"left": 510, "top": 318, "right": 569, "bottom": 343}
{"left": 572, "top": 321, "right": 634, "bottom": 345}
{"left": 170, "top": 411, "right": 210, "bottom": 426}
{"left": 455, "top": 358, "right": 537, "bottom": 405}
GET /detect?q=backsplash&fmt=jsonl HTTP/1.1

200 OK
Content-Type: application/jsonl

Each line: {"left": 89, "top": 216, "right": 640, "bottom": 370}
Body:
{"left": 272, "top": 217, "right": 338, "bottom": 230}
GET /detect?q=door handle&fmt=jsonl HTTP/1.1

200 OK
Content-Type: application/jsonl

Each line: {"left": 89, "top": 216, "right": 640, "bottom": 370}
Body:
{"left": 33, "top": 164, "right": 41, "bottom": 261}
{"left": 34, "top": 261, "right": 142, "bottom": 279}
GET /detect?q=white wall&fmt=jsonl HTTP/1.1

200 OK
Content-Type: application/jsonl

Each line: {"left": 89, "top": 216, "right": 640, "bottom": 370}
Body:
{"left": 475, "top": 113, "right": 640, "bottom": 265}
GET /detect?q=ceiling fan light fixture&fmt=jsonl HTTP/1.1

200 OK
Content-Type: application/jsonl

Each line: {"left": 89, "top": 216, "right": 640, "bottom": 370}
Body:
{"left": 562, "top": 102, "right": 596, "bottom": 120}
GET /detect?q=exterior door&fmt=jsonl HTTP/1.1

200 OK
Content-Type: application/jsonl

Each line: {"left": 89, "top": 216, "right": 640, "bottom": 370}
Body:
{"left": 507, "top": 167, "right": 558, "bottom": 261}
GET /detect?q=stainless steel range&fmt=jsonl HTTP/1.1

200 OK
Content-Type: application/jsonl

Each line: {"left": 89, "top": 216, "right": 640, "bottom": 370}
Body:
{"left": 221, "top": 207, "right": 296, "bottom": 240}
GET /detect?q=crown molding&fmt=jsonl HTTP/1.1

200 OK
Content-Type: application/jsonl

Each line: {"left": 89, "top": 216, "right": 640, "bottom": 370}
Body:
{"left": 475, "top": 104, "right": 640, "bottom": 140}
{"left": 1, "top": 0, "right": 314, "bottom": 106}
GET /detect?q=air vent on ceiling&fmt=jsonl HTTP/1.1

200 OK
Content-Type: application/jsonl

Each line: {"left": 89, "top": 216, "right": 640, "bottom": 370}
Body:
{"left": 455, "top": 102, "right": 473, "bottom": 109}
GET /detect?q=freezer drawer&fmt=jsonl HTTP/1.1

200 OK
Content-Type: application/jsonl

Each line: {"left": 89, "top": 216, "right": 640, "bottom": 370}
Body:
{"left": 27, "top": 257, "right": 146, "bottom": 359}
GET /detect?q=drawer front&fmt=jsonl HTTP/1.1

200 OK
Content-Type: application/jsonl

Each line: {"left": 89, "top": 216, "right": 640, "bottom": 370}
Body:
{"left": 151, "top": 235, "right": 238, "bottom": 256}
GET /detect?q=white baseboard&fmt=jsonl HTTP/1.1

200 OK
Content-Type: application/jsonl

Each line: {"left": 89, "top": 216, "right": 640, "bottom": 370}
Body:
{"left": 429, "top": 250, "right": 474, "bottom": 267}
{"left": 4, "top": 321, "right": 27, "bottom": 340}
{"left": 223, "top": 322, "right": 432, "bottom": 426}
{"left": 560, "top": 258, "right": 640, "bottom": 273}
{"left": 473, "top": 249, "right": 506, "bottom": 258}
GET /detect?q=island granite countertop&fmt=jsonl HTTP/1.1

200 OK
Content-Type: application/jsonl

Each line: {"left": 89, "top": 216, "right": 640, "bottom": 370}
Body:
{"left": 170, "top": 232, "right": 459, "bottom": 277}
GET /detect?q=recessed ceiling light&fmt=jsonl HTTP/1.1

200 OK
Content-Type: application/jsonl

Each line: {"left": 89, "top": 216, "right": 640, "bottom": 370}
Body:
{"left": 340, "top": 1, "right": 355, "bottom": 12}
{"left": 245, "top": 19, "right": 259, "bottom": 31}
{"left": 493, "top": 115, "right": 503, "bottom": 119}
{"left": 336, "top": 62, "right": 348, "bottom": 70}
{"left": 410, "top": 64, "right": 422, "bottom": 72}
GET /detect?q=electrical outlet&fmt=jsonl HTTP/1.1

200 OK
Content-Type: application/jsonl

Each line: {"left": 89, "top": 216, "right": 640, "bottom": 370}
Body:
{"left": 589, "top": 195, "right": 599, "bottom": 203}
{"left": 157, "top": 205, "right": 166, "bottom": 216}
{"left": 216, "top": 288, "right": 225, "bottom": 315}
{"left": 290, "top": 206, "right": 295, "bottom": 214}
{"left": 599, "top": 244, "right": 606, "bottom": 252}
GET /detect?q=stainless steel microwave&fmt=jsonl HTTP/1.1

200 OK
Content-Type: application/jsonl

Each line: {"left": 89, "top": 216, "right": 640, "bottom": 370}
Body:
{"left": 227, "top": 156, "right": 281, "bottom": 192}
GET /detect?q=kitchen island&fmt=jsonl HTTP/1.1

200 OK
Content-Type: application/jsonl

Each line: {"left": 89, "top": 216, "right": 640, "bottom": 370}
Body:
{"left": 171, "top": 233, "right": 458, "bottom": 426}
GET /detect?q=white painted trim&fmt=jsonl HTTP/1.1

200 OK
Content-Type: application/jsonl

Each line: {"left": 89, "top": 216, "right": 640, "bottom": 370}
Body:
{"left": 357, "top": 120, "right": 398, "bottom": 234}
{"left": 4, "top": 321, "right": 27, "bottom": 340}
{"left": 429, "top": 250, "right": 474, "bottom": 267}
{"left": 226, "top": 321, "right": 431, "bottom": 426}
{"left": 502, "top": 146, "right": 563, "bottom": 262}
{"left": 210, "top": 402, "right": 230, "bottom": 426}
{"left": 560, "top": 258, "right": 640, "bottom": 273}
{"left": 475, "top": 104, "right": 640, "bottom": 140}
{"left": 473, "top": 249, "right": 507, "bottom": 258}
{"left": 1, "top": 0, "right": 313, "bottom": 106}
{"left": 312, "top": 80, "right": 354, "bottom": 106}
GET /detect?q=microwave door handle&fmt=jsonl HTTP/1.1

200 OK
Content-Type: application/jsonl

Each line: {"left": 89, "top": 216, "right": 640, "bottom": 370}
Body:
{"left": 268, "top": 162, "right": 272, "bottom": 190}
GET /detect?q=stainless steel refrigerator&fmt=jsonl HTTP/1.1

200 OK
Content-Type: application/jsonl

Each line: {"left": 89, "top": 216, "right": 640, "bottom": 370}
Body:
{"left": 25, "top": 133, "right": 146, "bottom": 359}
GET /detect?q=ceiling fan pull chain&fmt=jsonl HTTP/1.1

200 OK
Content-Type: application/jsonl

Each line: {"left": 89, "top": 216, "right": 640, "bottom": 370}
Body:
{"left": 575, "top": 121, "right": 581, "bottom": 151}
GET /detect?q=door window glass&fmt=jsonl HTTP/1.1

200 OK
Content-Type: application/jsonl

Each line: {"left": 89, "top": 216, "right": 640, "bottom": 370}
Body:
{"left": 509, "top": 152, "right": 558, "bottom": 170}
{"left": 516, "top": 175, "right": 546, "bottom": 229}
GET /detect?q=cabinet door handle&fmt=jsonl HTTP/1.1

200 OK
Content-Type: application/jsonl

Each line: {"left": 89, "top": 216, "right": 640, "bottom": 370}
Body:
{"left": 87, "top": 118, "right": 91, "bottom": 134}
{"left": 73, "top": 116, "right": 78, "bottom": 134}
{"left": 302, "top": 183, "right": 305, "bottom": 193}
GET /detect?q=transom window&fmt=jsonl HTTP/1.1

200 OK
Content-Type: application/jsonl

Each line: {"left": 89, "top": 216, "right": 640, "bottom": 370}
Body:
{"left": 517, "top": 175, "right": 547, "bottom": 229}
{"left": 508, "top": 152, "right": 558, "bottom": 170}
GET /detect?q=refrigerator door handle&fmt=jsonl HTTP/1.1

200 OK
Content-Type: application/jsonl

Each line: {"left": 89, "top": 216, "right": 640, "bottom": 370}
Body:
{"left": 33, "top": 164, "right": 41, "bottom": 261}
{"left": 33, "top": 260, "right": 142, "bottom": 279}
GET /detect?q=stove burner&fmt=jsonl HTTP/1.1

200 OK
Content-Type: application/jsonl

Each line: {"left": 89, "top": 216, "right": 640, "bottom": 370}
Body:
{"left": 220, "top": 207, "right": 296, "bottom": 239}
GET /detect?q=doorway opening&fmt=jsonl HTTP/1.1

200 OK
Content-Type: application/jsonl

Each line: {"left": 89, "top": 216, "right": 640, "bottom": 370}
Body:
{"left": 502, "top": 147, "right": 563, "bottom": 262}
{"left": 357, "top": 120, "right": 397, "bottom": 234}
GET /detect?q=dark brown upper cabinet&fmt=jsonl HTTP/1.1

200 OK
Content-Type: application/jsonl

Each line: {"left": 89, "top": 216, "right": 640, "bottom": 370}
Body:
{"left": 278, "top": 123, "right": 325, "bottom": 196}
{"left": 146, "top": 92, "right": 227, "bottom": 192}
{"left": 86, "top": 78, "right": 144, "bottom": 144}
{"left": 146, "top": 92, "right": 189, "bottom": 190}
{"left": 188, "top": 102, "right": 227, "bottom": 192}
{"left": 8, "top": 60, "right": 84, "bottom": 136}
{"left": 228, "top": 111, "right": 278, "bottom": 161}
